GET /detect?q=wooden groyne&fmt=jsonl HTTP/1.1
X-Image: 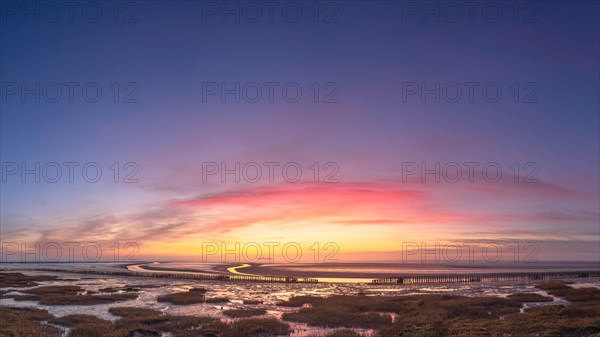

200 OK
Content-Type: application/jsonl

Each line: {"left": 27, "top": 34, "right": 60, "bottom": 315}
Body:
{"left": 3, "top": 268, "right": 598, "bottom": 285}
{"left": 371, "top": 271, "right": 600, "bottom": 284}
{"left": 0, "top": 267, "right": 319, "bottom": 284}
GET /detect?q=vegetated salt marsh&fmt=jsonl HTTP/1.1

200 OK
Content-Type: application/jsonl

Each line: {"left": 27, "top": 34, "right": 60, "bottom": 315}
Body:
{"left": 1, "top": 269, "right": 600, "bottom": 336}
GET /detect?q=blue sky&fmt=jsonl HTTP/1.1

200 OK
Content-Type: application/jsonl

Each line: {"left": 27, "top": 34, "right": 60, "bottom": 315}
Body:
{"left": 1, "top": 1, "right": 598, "bottom": 261}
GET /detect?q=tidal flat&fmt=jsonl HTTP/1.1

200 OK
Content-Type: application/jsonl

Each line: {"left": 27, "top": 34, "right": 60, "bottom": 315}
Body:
{"left": 1, "top": 271, "right": 599, "bottom": 337}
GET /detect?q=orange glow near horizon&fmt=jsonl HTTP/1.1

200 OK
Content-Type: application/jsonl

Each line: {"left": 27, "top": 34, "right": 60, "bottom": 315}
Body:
{"left": 2, "top": 179, "right": 598, "bottom": 262}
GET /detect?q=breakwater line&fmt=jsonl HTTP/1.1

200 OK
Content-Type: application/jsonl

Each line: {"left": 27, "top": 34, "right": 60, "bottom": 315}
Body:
{"left": 371, "top": 270, "right": 600, "bottom": 284}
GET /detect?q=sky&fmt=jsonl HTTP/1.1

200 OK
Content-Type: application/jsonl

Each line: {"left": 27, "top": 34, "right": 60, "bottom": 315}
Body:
{"left": 1, "top": 1, "right": 599, "bottom": 263}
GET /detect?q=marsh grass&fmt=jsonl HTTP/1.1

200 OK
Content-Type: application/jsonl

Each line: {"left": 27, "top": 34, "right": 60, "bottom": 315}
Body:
{"left": 507, "top": 292, "right": 553, "bottom": 302}
{"left": 280, "top": 294, "right": 520, "bottom": 329}
{"left": 279, "top": 282, "right": 600, "bottom": 337}
{"left": 44, "top": 306, "right": 217, "bottom": 337}
{"left": 536, "top": 281, "right": 600, "bottom": 303}
{"left": 197, "top": 317, "right": 291, "bottom": 337}
{"left": 0, "top": 272, "right": 57, "bottom": 287}
{"left": 108, "top": 307, "right": 165, "bottom": 318}
{"left": 323, "top": 330, "right": 364, "bottom": 337}
{"left": 157, "top": 289, "right": 206, "bottom": 305}
{"left": 14, "top": 306, "right": 288, "bottom": 337}
{"left": 536, "top": 281, "right": 574, "bottom": 291}
{"left": 98, "top": 285, "right": 158, "bottom": 293}
{"left": 0, "top": 306, "right": 61, "bottom": 337}
{"left": 19, "top": 285, "right": 138, "bottom": 305}
{"left": 2, "top": 272, "right": 599, "bottom": 337}
{"left": 223, "top": 308, "right": 267, "bottom": 318}
{"left": 224, "top": 317, "right": 290, "bottom": 337}
{"left": 0, "top": 274, "right": 140, "bottom": 306}
{"left": 205, "top": 296, "right": 230, "bottom": 303}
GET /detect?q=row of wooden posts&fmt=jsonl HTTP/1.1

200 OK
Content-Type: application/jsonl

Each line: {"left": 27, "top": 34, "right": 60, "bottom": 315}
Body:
{"left": 371, "top": 271, "right": 600, "bottom": 284}
{"left": 2, "top": 268, "right": 599, "bottom": 285}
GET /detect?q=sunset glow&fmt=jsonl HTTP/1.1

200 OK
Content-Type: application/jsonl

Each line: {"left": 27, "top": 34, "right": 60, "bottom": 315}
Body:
{"left": 1, "top": 1, "right": 598, "bottom": 264}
